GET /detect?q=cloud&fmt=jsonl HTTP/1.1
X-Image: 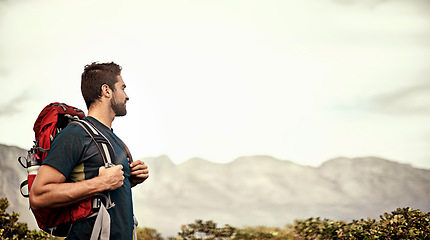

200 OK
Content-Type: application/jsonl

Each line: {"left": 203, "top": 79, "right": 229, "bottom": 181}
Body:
{"left": 369, "top": 80, "right": 430, "bottom": 115}
{"left": 0, "top": 90, "right": 32, "bottom": 117}
{"left": 331, "top": 0, "right": 430, "bottom": 9}
{"left": 331, "top": 0, "right": 389, "bottom": 8}
{"left": 0, "top": 66, "right": 8, "bottom": 76}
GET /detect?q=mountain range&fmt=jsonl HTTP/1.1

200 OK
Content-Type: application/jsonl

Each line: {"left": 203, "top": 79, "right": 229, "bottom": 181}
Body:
{"left": 1, "top": 144, "right": 429, "bottom": 238}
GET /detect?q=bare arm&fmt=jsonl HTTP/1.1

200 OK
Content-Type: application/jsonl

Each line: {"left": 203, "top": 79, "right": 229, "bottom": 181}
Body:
{"left": 29, "top": 164, "right": 124, "bottom": 210}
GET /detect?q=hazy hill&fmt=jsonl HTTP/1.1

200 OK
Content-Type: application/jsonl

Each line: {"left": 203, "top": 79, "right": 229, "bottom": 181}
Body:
{"left": 134, "top": 155, "right": 430, "bottom": 237}
{"left": 1, "top": 144, "right": 429, "bottom": 238}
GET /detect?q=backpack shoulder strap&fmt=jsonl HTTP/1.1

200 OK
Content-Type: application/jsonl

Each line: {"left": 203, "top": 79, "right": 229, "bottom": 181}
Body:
{"left": 117, "top": 137, "right": 133, "bottom": 164}
{"left": 73, "top": 118, "right": 133, "bottom": 165}
{"left": 69, "top": 119, "right": 115, "bottom": 240}
{"left": 70, "top": 119, "right": 114, "bottom": 167}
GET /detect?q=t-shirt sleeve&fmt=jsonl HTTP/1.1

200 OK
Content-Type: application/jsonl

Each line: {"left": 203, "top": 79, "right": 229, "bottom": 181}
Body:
{"left": 42, "top": 123, "right": 90, "bottom": 178}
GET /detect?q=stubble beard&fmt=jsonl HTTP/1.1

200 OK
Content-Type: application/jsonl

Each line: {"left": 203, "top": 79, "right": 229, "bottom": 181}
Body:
{"left": 111, "top": 95, "right": 127, "bottom": 117}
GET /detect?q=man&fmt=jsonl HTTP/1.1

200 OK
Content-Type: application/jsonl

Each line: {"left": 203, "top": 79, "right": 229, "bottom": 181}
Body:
{"left": 30, "top": 62, "right": 149, "bottom": 239}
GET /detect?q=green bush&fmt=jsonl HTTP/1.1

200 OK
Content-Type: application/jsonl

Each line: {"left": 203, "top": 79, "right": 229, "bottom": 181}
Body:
{"left": 294, "top": 217, "right": 347, "bottom": 239}
{"left": 0, "top": 198, "right": 48, "bottom": 240}
{"left": 136, "top": 227, "right": 163, "bottom": 240}
{"left": 176, "top": 208, "right": 429, "bottom": 240}
{"left": 177, "top": 219, "right": 236, "bottom": 239}
{"left": 293, "top": 207, "right": 430, "bottom": 239}
{"left": 2, "top": 197, "right": 429, "bottom": 240}
{"left": 234, "top": 225, "right": 296, "bottom": 240}
{"left": 176, "top": 220, "right": 296, "bottom": 240}
{"left": 378, "top": 207, "right": 430, "bottom": 239}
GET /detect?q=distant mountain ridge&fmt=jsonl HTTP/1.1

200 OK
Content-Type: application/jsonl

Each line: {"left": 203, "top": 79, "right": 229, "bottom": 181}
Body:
{"left": 1, "top": 144, "right": 429, "bottom": 238}
{"left": 135, "top": 155, "right": 430, "bottom": 237}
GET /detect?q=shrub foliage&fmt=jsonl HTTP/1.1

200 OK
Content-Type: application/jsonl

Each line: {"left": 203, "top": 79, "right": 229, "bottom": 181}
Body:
{"left": 0, "top": 198, "right": 48, "bottom": 240}
{"left": 177, "top": 208, "right": 430, "bottom": 240}
{"left": 1, "top": 196, "right": 429, "bottom": 240}
{"left": 294, "top": 207, "right": 430, "bottom": 239}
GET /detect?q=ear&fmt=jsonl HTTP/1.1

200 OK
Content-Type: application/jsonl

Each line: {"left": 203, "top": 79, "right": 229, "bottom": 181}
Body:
{"left": 101, "top": 84, "right": 112, "bottom": 98}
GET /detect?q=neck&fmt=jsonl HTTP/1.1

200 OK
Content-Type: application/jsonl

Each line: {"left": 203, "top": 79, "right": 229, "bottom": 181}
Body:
{"left": 87, "top": 103, "right": 115, "bottom": 129}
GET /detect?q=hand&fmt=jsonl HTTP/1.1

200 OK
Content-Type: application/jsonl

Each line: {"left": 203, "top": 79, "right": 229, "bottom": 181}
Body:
{"left": 129, "top": 160, "right": 149, "bottom": 187}
{"left": 98, "top": 165, "right": 124, "bottom": 191}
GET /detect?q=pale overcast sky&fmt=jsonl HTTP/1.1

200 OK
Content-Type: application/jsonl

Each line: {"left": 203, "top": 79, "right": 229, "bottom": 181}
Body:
{"left": 1, "top": 0, "right": 430, "bottom": 169}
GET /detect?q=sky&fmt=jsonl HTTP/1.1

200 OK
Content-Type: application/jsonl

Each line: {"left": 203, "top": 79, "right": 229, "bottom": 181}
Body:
{"left": 0, "top": 0, "right": 430, "bottom": 169}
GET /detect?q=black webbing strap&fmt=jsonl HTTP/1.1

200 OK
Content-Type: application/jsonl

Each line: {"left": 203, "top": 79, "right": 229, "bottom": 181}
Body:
{"left": 70, "top": 119, "right": 114, "bottom": 167}
{"left": 69, "top": 119, "right": 115, "bottom": 240}
{"left": 117, "top": 137, "right": 133, "bottom": 164}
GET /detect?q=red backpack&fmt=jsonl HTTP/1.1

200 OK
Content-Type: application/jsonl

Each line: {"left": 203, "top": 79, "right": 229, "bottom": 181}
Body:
{"left": 18, "top": 102, "right": 116, "bottom": 237}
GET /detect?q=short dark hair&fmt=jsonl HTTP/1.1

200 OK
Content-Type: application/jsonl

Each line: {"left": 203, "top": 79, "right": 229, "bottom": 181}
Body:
{"left": 81, "top": 62, "right": 122, "bottom": 109}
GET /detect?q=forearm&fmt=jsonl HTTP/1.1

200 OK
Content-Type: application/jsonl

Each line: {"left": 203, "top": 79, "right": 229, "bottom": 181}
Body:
{"left": 30, "top": 164, "right": 124, "bottom": 210}
{"left": 30, "top": 176, "right": 106, "bottom": 210}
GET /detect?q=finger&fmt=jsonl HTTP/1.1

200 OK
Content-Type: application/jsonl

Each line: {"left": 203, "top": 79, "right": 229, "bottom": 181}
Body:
{"left": 130, "top": 160, "right": 146, "bottom": 168}
{"left": 130, "top": 163, "right": 143, "bottom": 169}
{"left": 129, "top": 160, "right": 139, "bottom": 167}
{"left": 130, "top": 169, "right": 149, "bottom": 176}
{"left": 131, "top": 165, "right": 147, "bottom": 172}
{"left": 133, "top": 167, "right": 149, "bottom": 173}
{"left": 131, "top": 174, "right": 149, "bottom": 180}
{"left": 133, "top": 173, "right": 149, "bottom": 179}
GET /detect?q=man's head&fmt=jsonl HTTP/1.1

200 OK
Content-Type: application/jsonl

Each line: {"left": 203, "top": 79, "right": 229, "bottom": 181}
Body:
{"left": 81, "top": 62, "right": 123, "bottom": 110}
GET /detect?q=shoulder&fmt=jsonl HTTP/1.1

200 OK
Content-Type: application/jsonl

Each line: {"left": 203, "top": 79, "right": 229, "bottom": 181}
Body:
{"left": 50, "top": 121, "right": 92, "bottom": 148}
{"left": 57, "top": 121, "right": 89, "bottom": 137}
{"left": 43, "top": 121, "right": 93, "bottom": 176}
